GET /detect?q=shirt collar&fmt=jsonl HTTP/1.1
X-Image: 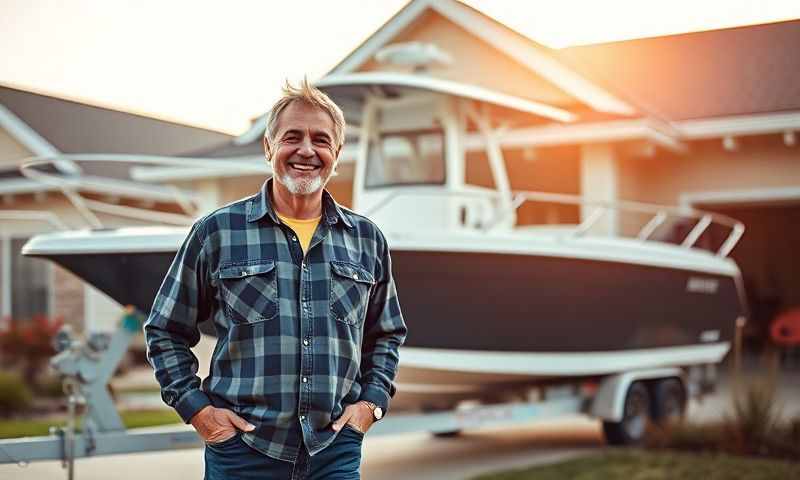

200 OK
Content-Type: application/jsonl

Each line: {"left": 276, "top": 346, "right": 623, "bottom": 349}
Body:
{"left": 246, "top": 178, "right": 353, "bottom": 229}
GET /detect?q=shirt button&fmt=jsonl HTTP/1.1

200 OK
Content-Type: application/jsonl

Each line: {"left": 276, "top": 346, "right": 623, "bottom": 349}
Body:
{"left": 302, "top": 377, "right": 308, "bottom": 383}
{"left": 302, "top": 339, "right": 309, "bottom": 346}
{"left": 300, "top": 415, "right": 305, "bottom": 421}
{"left": 291, "top": 235, "right": 297, "bottom": 241}
{"left": 352, "top": 273, "right": 358, "bottom": 280}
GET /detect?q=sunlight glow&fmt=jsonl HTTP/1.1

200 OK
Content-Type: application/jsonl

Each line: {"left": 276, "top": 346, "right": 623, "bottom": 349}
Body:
{"left": 0, "top": 0, "right": 797, "bottom": 135}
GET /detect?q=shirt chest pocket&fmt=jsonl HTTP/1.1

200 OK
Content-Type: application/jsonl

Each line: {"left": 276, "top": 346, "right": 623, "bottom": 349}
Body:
{"left": 330, "top": 261, "right": 375, "bottom": 326}
{"left": 219, "top": 260, "right": 279, "bottom": 325}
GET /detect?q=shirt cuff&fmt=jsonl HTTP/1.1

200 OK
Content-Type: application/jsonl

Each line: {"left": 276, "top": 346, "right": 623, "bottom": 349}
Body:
{"left": 359, "top": 383, "right": 391, "bottom": 417}
{"left": 174, "top": 389, "right": 213, "bottom": 424}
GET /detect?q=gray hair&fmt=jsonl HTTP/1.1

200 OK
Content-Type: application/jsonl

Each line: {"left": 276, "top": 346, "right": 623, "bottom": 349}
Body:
{"left": 264, "top": 78, "right": 345, "bottom": 154}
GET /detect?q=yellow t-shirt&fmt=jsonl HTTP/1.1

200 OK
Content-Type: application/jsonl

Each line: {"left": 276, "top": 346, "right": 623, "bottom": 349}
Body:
{"left": 276, "top": 212, "right": 321, "bottom": 255}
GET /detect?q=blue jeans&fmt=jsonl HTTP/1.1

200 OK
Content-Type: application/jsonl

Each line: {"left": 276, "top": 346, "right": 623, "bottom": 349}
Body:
{"left": 204, "top": 425, "right": 363, "bottom": 480}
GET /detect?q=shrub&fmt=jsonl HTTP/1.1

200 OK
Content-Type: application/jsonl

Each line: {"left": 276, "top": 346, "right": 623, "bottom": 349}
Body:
{"left": 790, "top": 416, "right": 800, "bottom": 444}
{"left": 723, "top": 348, "right": 790, "bottom": 458}
{"left": 725, "top": 376, "right": 782, "bottom": 455}
{"left": 0, "top": 316, "right": 63, "bottom": 385}
{"left": 0, "top": 371, "right": 33, "bottom": 416}
{"left": 653, "top": 348, "right": 799, "bottom": 461}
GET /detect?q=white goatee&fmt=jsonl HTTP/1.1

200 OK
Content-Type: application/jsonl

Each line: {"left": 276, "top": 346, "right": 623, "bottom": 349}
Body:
{"left": 279, "top": 172, "right": 324, "bottom": 195}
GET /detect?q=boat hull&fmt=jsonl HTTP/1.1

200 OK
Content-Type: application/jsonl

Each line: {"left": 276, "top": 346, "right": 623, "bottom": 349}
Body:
{"left": 30, "top": 244, "right": 743, "bottom": 411}
{"left": 391, "top": 250, "right": 740, "bottom": 352}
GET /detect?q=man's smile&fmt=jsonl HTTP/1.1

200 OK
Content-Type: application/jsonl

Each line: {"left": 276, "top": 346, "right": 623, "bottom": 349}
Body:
{"left": 288, "top": 161, "right": 322, "bottom": 172}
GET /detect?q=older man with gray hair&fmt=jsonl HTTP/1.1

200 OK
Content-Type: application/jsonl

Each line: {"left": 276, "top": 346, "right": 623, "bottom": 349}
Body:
{"left": 145, "top": 78, "right": 407, "bottom": 479}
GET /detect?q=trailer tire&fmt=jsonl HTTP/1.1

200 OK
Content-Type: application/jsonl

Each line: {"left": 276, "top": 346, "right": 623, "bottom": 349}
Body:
{"left": 650, "top": 378, "right": 686, "bottom": 426}
{"left": 602, "top": 381, "right": 651, "bottom": 445}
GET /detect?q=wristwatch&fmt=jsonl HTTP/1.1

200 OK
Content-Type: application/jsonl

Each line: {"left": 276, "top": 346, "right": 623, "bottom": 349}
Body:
{"left": 360, "top": 400, "right": 383, "bottom": 420}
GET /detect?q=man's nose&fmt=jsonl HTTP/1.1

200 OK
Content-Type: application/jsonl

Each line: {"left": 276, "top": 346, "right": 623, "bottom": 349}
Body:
{"left": 297, "top": 137, "right": 314, "bottom": 157}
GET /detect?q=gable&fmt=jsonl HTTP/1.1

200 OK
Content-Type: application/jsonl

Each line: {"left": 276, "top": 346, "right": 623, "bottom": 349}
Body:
{"left": 330, "top": 0, "right": 636, "bottom": 117}
{"left": 357, "top": 9, "right": 581, "bottom": 109}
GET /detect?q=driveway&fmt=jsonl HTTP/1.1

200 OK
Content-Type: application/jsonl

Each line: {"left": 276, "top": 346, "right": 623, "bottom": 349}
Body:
{"left": 2, "top": 366, "right": 798, "bottom": 480}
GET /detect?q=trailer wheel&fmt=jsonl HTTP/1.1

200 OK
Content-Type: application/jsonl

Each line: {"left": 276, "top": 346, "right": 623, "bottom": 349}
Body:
{"left": 650, "top": 378, "right": 686, "bottom": 426}
{"left": 602, "top": 381, "right": 651, "bottom": 445}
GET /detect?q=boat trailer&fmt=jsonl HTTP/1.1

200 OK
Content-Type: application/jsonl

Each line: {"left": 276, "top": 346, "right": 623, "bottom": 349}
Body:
{"left": 0, "top": 310, "right": 716, "bottom": 479}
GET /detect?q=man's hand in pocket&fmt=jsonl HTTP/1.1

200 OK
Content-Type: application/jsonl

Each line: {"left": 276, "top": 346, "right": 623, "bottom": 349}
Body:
{"left": 190, "top": 405, "right": 255, "bottom": 444}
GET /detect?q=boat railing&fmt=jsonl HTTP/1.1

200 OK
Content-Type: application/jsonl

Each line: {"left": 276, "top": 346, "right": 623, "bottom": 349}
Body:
{"left": 363, "top": 187, "right": 745, "bottom": 258}
{"left": 18, "top": 154, "right": 269, "bottom": 229}
{"left": 0, "top": 210, "right": 69, "bottom": 230}
{"left": 507, "top": 190, "right": 744, "bottom": 258}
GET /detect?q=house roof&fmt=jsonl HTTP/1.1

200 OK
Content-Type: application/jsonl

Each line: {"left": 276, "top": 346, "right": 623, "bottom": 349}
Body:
{"left": 327, "top": 0, "right": 636, "bottom": 116}
{"left": 558, "top": 19, "right": 800, "bottom": 121}
{"left": 0, "top": 84, "right": 231, "bottom": 156}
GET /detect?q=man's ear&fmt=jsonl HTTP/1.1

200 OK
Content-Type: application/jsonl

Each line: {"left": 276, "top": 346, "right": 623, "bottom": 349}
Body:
{"left": 263, "top": 136, "right": 272, "bottom": 160}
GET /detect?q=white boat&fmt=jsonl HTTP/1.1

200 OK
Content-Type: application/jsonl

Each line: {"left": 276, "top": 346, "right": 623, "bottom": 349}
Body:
{"left": 23, "top": 71, "right": 747, "bottom": 412}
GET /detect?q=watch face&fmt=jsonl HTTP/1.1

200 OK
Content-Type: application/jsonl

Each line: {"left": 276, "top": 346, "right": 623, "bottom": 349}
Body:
{"left": 374, "top": 407, "right": 383, "bottom": 420}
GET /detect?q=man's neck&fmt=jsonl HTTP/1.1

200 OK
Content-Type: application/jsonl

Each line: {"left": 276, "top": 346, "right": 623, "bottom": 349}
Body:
{"left": 271, "top": 180, "right": 324, "bottom": 220}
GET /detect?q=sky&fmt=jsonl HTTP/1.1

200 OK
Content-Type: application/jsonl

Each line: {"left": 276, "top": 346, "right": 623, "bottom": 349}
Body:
{"left": 1, "top": 0, "right": 798, "bottom": 136}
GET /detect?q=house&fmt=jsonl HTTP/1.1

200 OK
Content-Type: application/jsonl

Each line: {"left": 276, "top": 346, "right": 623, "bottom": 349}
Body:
{"left": 6, "top": 0, "right": 800, "bottom": 344}
{"left": 0, "top": 84, "right": 231, "bottom": 332}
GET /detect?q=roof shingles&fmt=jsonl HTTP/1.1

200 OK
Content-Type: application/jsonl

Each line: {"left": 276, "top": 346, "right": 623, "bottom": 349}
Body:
{"left": 557, "top": 20, "right": 800, "bottom": 121}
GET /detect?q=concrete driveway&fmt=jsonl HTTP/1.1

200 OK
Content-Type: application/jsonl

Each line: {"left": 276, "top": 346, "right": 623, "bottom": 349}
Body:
{"left": 2, "top": 366, "right": 798, "bottom": 480}
{"left": 0, "top": 418, "right": 603, "bottom": 480}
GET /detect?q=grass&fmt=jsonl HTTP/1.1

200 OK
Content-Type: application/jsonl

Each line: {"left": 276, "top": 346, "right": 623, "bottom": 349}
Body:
{"left": 0, "top": 409, "right": 182, "bottom": 439}
{"left": 112, "top": 385, "right": 162, "bottom": 395}
{"left": 470, "top": 451, "right": 800, "bottom": 480}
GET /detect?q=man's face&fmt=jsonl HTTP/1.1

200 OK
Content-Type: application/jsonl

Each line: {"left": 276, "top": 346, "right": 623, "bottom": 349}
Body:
{"left": 265, "top": 101, "right": 339, "bottom": 196}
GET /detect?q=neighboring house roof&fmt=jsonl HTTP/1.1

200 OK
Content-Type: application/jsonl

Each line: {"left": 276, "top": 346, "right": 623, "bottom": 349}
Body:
{"left": 0, "top": 84, "right": 231, "bottom": 156}
{"left": 0, "top": 84, "right": 233, "bottom": 214}
{"left": 558, "top": 19, "right": 800, "bottom": 121}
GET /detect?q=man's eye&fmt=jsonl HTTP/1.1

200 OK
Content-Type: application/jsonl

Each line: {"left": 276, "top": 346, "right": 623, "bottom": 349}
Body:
{"left": 314, "top": 137, "right": 331, "bottom": 145}
{"left": 284, "top": 136, "right": 299, "bottom": 142}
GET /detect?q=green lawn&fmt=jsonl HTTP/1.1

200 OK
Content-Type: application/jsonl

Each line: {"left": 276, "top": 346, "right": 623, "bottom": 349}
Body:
{"left": 471, "top": 451, "right": 800, "bottom": 480}
{"left": 0, "top": 409, "right": 182, "bottom": 439}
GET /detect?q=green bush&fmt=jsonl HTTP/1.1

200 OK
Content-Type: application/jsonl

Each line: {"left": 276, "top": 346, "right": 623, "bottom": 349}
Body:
{"left": 0, "top": 371, "right": 33, "bottom": 416}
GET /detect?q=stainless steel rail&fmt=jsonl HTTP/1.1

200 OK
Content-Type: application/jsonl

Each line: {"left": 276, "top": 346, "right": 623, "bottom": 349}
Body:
{"left": 362, "top": 187, "right": 745, "bottom": 257}
{"left": 508, "top": 190, "right": 745, "bottom": 257}
{"left": 17, "top": 154, "right": 264, "bottom": 228}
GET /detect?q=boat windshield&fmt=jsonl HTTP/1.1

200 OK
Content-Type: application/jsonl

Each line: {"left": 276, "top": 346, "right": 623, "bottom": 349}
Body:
{"left": 365, "top": 130, "right": 445, "bottom": 188}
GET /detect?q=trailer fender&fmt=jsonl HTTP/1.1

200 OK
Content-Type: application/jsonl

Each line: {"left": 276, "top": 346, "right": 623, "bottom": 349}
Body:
{"left": 590, "top": 368, "right": 683, "bottom": 422}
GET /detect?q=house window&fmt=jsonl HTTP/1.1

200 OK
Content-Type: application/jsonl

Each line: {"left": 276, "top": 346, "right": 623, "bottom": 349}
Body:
{"left": 0, "top": 237, "right": 51, "bottom": 323}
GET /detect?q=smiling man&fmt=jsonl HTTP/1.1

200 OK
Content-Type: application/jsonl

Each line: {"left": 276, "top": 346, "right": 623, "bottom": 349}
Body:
{"left": 144, "top": 79, "right": 407, "bottom": 479}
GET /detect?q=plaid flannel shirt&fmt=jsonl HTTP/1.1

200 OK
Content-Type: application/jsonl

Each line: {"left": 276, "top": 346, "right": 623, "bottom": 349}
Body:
{"left": 144, "top": 179, "right": 407, "bottom": 462}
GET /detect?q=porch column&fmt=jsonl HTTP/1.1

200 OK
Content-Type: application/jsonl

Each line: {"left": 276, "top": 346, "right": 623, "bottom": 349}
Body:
{"left": 84, "top": 285, "right": 124, "bottom": 333}
{"left": 193, "top": 179, "right": 221, "bottom": 215}
{"left": 580, "top": 143, "right": 619, "bottom": 236}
